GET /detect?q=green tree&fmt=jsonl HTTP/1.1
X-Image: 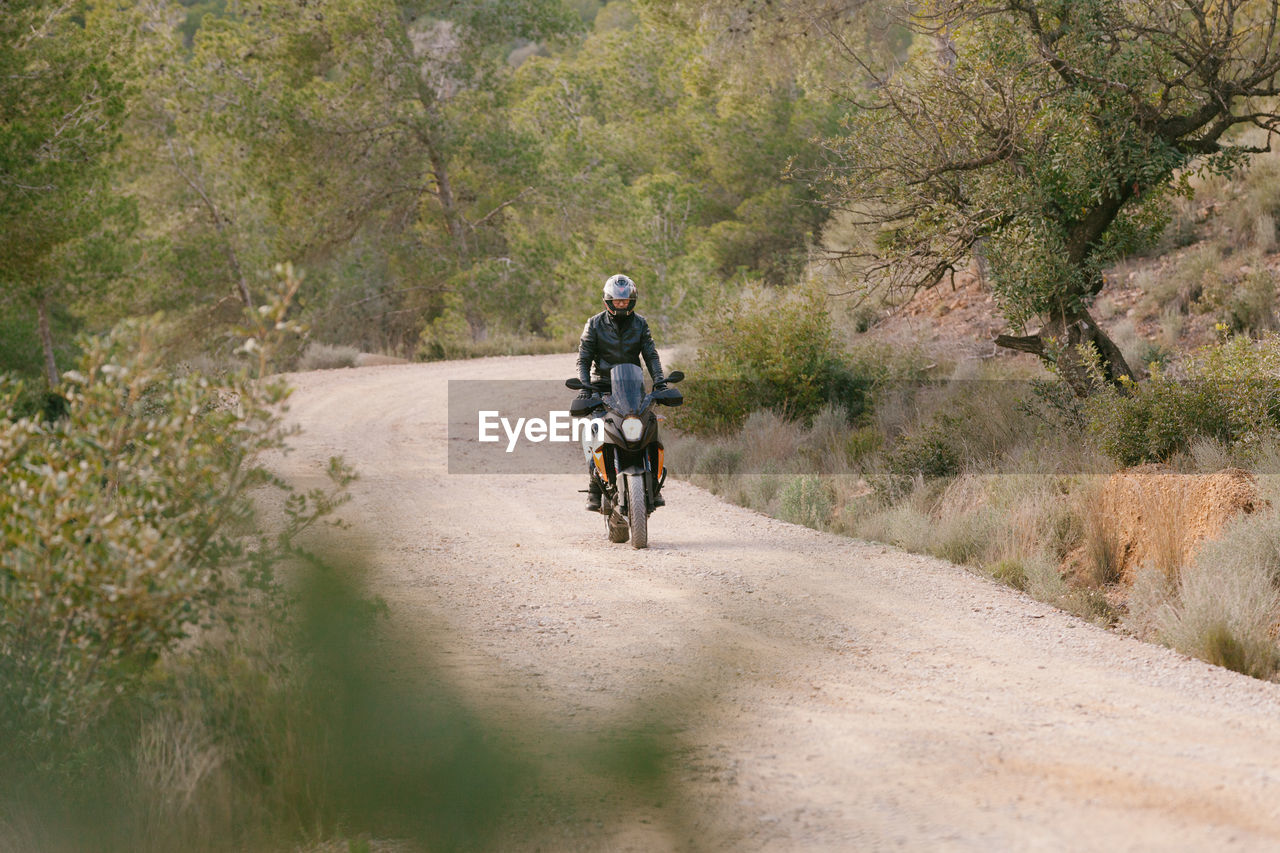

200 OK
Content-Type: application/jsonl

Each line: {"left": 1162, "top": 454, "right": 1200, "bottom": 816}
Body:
{"left": 148, "top": 0, "right": 579, "bottom": 353}
{"left": 0, "top": 2, "right": 132, "bottom": 386}
{"left": 813, "top": 0, "right": 1280, "bottom": 394}
{"left": 509, "top": 7, "right": 838, "bottom": 337}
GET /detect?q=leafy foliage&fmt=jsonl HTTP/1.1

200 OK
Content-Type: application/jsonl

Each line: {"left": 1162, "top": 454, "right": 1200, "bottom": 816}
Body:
{"left": 0, "top": 1, "right": 846, "bottom": 372}
{"left": 0, "top": 318, "right": 352, "bottom": 762}
{"left": 885, "top": 420, "right": 964, "bottom": 485}
{"left": 672, "top": 290, "right": 872, "bottom": 434}
{"left": 0, "top": 3, "right": 127, "bottom": 275}
{"left": 0, "top": 2, "right": 135, "bottom": 382}
{"left": 1087, "top": 336, "right": 1280, "bottom": 465}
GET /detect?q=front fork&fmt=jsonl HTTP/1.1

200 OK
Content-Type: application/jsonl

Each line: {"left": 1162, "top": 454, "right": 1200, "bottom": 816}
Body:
{"left": 586, "top": 435, "right": 663, "bottom": 516}
{"left": 616, "top": 466, "right": 659, "bottom": 516}
{"left": 595, "top": 466, "right": 653, "bottom": 517}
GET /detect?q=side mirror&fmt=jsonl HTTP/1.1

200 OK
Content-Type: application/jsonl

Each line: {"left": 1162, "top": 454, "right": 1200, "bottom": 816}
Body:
{"left": 666, "top": 370, "right": 685, "bottom": 384}
{"left": 566, "top": 378, "right": 586, "bottom": 390}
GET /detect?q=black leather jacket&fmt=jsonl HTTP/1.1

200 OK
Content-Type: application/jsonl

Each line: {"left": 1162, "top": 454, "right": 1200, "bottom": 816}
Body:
{"left": 577, "top": 311, "right": 665, "bottom": 388}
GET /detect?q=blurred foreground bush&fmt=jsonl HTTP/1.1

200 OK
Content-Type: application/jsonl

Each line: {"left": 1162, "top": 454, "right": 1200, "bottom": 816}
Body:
{"left": 0, "top": 309, "right": 692, "bottom": 851}
{"left": 1, "top": 548, "right": 691, "bottom": 852}
{"left": 0, "top": 313, "right": 352, "bottom": 763}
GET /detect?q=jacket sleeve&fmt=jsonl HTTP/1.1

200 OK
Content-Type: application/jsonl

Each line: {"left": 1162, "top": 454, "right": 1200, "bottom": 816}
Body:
{"left": 577, "top": 319, "right": 596, "bottom": 386}
{"left": 638, "top": 318, "right": 665, "bottom": 384}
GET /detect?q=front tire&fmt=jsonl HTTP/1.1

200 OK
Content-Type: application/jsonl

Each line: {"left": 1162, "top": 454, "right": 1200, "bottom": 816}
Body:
{"left": 628, "top": 474, "right": 648, "bottom": 549}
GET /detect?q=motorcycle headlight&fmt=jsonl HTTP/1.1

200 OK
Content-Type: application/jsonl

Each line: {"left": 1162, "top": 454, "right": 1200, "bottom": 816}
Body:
{"left": 621, "top": 416, "right": 644, "bottom": 442}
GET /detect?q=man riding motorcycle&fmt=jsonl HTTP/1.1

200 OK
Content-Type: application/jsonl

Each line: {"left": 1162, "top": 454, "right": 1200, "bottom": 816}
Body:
{"left": 576, "top": 273, "right": 667, "bottom": 511}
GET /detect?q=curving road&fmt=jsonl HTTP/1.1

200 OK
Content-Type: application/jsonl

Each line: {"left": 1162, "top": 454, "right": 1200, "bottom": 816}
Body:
{"left": 276, "top": 354, "right": 1280, "bottom": 852}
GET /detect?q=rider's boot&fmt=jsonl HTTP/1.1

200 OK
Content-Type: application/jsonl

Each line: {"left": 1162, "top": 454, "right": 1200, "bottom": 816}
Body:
{"left": 652, "top": 484, "right": 665, "bottom": 508}
{"left": 586, "top": 477, "right": 602, "bottom": 512}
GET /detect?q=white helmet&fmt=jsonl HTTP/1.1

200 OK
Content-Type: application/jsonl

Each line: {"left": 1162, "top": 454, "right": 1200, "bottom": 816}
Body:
{"left": 603, "top": 274, "right": 637, "bottom": 318}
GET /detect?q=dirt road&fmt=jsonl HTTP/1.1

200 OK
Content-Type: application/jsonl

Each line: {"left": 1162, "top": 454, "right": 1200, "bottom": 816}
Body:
{"left": 277, "top": 354, "right": 1280, "bottom": 851}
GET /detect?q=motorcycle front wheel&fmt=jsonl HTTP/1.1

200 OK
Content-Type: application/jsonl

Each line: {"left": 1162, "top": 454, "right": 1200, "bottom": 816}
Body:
{"left": 628, "top": 474, "right": 648, "bottom": 549}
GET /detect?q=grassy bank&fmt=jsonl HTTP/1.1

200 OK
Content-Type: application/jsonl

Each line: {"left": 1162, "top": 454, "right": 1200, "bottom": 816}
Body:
{"left": 667, "top": 336, "right": 1280, "bottom": 681}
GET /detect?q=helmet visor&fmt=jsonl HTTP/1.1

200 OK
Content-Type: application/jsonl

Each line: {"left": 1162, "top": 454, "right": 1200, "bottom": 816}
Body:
{"left": 603, "top": 277, "right": 637, "bottom": 300}
{"left": 609, "top": 298, "right": 634, "bottom": 312}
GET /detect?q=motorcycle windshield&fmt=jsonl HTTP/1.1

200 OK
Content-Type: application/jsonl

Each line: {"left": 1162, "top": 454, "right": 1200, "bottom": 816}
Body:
{"left": 608, "top": 363, "right": 646, "bottom": 415}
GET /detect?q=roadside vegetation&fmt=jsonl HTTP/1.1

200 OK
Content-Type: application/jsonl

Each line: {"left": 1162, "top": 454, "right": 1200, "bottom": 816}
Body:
{"left": 654, "top": 0, "right": 1280, "bottom": 685}
{"left": 669, "top": 177, "right": 1280, "bottom": 680}
{"left": 2, "top": 0, "right": 845, "bottom": 381}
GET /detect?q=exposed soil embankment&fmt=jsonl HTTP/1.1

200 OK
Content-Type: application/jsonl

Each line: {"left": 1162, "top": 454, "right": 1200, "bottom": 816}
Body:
{"left": 1098, "top": 466, "right": 1262, "bottom": 580}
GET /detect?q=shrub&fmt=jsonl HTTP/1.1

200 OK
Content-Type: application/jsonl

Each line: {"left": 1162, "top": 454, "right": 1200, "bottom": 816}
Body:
{"left": 1087, "top": 336, "right": 1280, "bottom": 465}
{"left": 846, "top": 426, "right": 883, "bottom": 462}
{"left": 1088, "top": 376, "right": 1233, "bottom": 466}
{"left": 779, "top": 475, "right": 834, "bottom": 529}
{"left": 884, "top": 420, "right": 962, "bottom": 485}
{"left": 672, "top": 289, "right": 875, "bottom": 435}
{"left": 298, "top": 341, "right": 359, "bottom": 370}
{"left": 0, "top": 319, "right": 352, "bottom": 767}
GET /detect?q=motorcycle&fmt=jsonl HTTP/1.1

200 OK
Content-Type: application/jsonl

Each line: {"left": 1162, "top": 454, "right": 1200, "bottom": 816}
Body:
{"left": 566, "top": 364, "right": 684, "bottom": 549}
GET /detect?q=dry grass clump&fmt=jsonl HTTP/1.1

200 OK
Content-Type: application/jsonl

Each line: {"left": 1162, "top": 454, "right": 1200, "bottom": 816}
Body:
{"left": 853, "top": 473, "right": 1066, "bottom": 572}
{"left": 870, "top": 473, "right": 1000, "bottom": 563}
{"left": 1143, "top": 486, "right": 1190, "bottom": 581}
{"left": 1221, "top": 151, "right": 1280, "bottom": 252}
{"left": 1156, "top": 559, "right": 1279, "bottom": 678}
{"left": 298, "top": 341, "right": 360, "bottom": 371}
{"left": 779, "top": 475, "right": 836, "bottom": 529}
{"left": 1197, "top": 256, "right": 1279, "bottom": 335}
{"left": 1124, "top": 508, "right": 1280, "bottom": 678}
{"left": 1188, "top": 437, "right": 1235, "bottom": 473}
{"left": 1146, "top": 244, "right": 1222, "bottom": 316}
{"left": 740, "top": 410, "right": 805, "bottom": 470}
{"left": 855, "top": 500, "right": 934, "bottom": 554}
{"left": 1080, "top": 504, "right": 1124, "bottom": 588}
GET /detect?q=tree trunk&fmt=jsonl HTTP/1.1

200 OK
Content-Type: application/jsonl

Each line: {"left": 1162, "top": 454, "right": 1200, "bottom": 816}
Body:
{"left": 166, "top": 140, "right": 253, "bottom": 310}
{"left": 36, "top": 296, "right": 59, "bottom": 390}
{"left": 420, "top": 125, "right": 468, "bottom": 255}
{"left": 995, "top": 307, "right": 1134, "bottom": 397}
